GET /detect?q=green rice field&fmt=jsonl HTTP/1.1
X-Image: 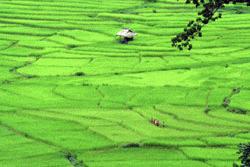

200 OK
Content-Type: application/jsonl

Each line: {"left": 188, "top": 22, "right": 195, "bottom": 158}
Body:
{"left": 0, "top": 0, "right": 250, "bottom": 166}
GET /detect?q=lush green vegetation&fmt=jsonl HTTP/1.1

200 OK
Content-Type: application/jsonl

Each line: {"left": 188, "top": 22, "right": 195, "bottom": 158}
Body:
{"left": 172, "top": 0, "right": 250, "bottom": 50}
{"left": 0, "top": 0, "right": 249, "bottom": 166}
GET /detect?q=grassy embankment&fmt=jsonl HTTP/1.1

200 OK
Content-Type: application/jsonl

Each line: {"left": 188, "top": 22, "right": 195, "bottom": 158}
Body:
{"left": 0, "top": 0, "right": 250, "bottom": 166}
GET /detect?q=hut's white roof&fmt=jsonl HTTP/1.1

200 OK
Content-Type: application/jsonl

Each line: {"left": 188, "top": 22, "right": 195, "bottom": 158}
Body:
{"left": 116, "top": 28, "right": 137, "bottom": 38}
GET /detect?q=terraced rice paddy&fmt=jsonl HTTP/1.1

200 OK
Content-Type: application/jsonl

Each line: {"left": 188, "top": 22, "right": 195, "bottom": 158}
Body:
{"left": 0, "top": 0, "right": 250, "bottom": 166}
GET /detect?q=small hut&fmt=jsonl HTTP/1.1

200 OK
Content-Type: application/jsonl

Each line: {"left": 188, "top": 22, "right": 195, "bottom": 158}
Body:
{"left": 116, "top": 28, "right": 137, "bottom": 44}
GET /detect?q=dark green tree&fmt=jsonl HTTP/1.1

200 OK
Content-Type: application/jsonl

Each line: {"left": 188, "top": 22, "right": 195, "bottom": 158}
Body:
{"left": 172, "top": 0, "right": 250, "bottom": 50}
{"left": 238, "top": 143, "right": 250, "bottom": 167}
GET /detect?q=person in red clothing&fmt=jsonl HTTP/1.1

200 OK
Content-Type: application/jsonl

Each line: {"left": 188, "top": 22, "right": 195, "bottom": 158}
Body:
{"left": 150, "top": 118, "right": 166, "bottom": 127}
{"left": 150, "top": 118, "right": 160, "bottom": 127}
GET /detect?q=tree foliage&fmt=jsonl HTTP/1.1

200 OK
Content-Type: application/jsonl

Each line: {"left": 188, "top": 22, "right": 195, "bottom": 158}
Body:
{"left": 172, "top": 0, "right": 250, "bottom": 50}
{"left": 238, "top": 143, "right": 250, "bottom": 167}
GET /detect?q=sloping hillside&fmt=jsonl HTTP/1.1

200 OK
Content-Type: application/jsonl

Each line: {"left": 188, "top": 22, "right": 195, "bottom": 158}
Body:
{"left": 0, "top": 0, "right": 250, "bottom": 166}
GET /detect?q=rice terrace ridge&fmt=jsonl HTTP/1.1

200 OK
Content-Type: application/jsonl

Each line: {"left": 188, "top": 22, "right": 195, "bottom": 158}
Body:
{"left": 0, "top": 0, "right": 250, "bottom": 167}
